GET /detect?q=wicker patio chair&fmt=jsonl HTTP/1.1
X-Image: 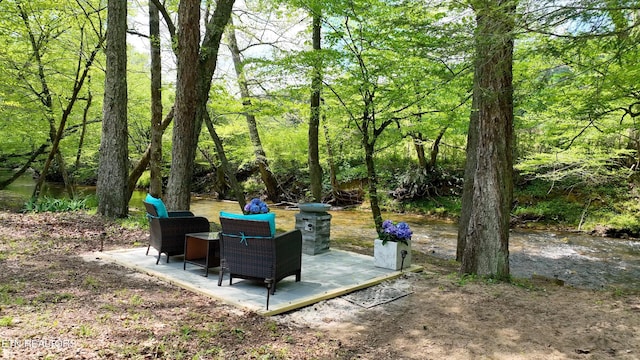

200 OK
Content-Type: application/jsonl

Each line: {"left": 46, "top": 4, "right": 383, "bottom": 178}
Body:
{"left": 218, "top": 216, "right": 302, "bottom": 295}
{"left": 143, "top": 201, "right": 210, "bottom": 264}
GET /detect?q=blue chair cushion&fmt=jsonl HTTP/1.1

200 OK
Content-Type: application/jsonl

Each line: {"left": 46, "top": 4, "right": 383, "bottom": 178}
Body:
{"left": 145, "top": 194, "right": 169, "bottom": 218}
{"left": 220, "top": 211, "right": 276, "bottom": 237}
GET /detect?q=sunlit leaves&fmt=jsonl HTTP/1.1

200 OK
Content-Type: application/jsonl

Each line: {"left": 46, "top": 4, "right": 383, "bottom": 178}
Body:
{"left": 515, "top": 147, "right": 635, "bottom": 186}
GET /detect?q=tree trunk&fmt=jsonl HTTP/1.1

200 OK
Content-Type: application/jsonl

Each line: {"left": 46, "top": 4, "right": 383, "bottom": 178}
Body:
{"left": 149, "top": 0, "right": 234, "bottom": 209}
{"left": 429, "top": 126, "right": 448, "bottom": 170}
{"left": 127, "top": 108, "right": 174, "bottom": 201}
{"left": 55, "top": 151, "right": 74, "bottom": 198}
{"left": 47, "top": 112, "right": 74, "bottom": 197}
{"left": 18, "top": 3, "right": 76, "bottom": 200}
{"left": 148, "top": 0, "right": 163, "bottom": 198}
{"left": 364, "top": 138, "right": 383, "bottom": 234}
{"left": 226, "top": 17, "right": 280, "bottom": 202}
{"left": 166, "top": 0, "right": 201, "bottom": 211}
{"left": 308, "top": 12, "right": 323, "bottom": 202}
{"left": 413, "top": 134, "right": 428, "bottom": 169}
{"left": 75, "top": 89, "right": 92, "bottom": 170}
{"left": 457, "top": 94, "right": 478, "bottom": 262}
{"left": 457, "top": 0, "right": 515, "bottom": 279}
{"left": 323, "top": 116, "right": 338, "bottom": 194}
{"left": 203, "top": 111, "right": 246, "bottom": 212}
{"left": 97, "top": 0, "right": 129, "bottom": 218}
{"left": 193, "top": 0, "right": 235, "bottom": 177}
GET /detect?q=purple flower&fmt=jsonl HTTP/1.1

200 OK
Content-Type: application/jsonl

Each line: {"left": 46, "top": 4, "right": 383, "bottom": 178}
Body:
{"left": 396, "top": 222, "right": 412, "bottom": 238}
{"left": 379, "top": 219, "right": 412, "bottom": 244}
{"left": 384, "top": 223, "right": 397, "bottom": 234}
{"left": 244, "top": 198, "right": 269, "bottom": 214}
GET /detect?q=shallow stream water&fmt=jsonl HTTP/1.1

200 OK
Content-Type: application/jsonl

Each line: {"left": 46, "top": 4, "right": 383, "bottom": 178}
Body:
{"left": 5, "top": 173, "right": 639, "bottom": 290}
{"left": 192, "top": 199, "right": 640, "bottom": 290}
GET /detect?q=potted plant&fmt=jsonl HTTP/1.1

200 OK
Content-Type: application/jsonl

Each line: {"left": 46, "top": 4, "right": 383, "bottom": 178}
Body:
{"left": 374, "top": 220, "right": 412, "bottom": 270}
{"left": 243, "top": 198, "right": 270, "bottom": 214}
{"left": 221, "top": 198, "right": 275, "bottom": 236}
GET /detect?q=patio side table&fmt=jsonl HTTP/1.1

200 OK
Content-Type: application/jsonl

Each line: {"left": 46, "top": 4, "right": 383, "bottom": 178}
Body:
{"left": 184, "top": 232, "right": 220, "bottom": 277}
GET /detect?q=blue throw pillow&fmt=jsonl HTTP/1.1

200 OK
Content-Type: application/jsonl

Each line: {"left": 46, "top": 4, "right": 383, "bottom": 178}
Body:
{"left": 145, "top": 194, "right": 169, "bottom": 218}
{"left": 220, "top": 211, "right": 276, "bottom": 237}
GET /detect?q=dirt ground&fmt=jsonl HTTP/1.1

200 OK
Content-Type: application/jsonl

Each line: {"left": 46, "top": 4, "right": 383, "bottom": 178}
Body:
{"left": 0, "top": 210, "right": 639, "bottom": 359}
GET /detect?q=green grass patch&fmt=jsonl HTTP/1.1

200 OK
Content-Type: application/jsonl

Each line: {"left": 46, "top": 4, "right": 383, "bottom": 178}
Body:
{"left": 76, "top": 324, "right": 94, "bottom": 337}
{"left": 0, "top": 284, "right": 25, "bottom": 306}
{"left": 231, "top": 328, "right": 245, "bottom": 340}
{"left": 247, "top": 344, "right": 288, "bottom": 359}
{"left": 331, "top": 236, "right": 371, "bottom": 249}
{"left": 129, "top": 294, "right": 143, "bottom": 306}
{"left": 0, "top": 316, "right": 13, "bottom": 327}
{"left": 23, "top": 196, "right": 91, "bottom": 213}
{"left": 513, "top": 198, "right": 583, "bottom": 224}
{"left": 83, "top": 275, "right": 99, "bottom": 290}
{"left": 33, "top": 292, "right": 74, "bottom": 304}
{"left": 401, "top": 196, "right": 462, "bottom": 218}
{"left": 117, "top": 212, "right": 149, "bottom": 230}
{"left": 512, "top": 178, "right": 640, "bottom": 232}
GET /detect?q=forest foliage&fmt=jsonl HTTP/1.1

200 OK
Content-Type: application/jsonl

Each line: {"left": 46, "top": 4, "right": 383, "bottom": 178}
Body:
{"left": 1, "top": 0, "right": 640, "bottom": 234}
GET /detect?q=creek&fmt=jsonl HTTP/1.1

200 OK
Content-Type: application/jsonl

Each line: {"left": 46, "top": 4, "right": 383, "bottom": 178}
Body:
{"left": 5, "top": 173, "right": 639, "bottom": 290}
{"left": 191, "top": 199, "right": 640, "bottom": 290}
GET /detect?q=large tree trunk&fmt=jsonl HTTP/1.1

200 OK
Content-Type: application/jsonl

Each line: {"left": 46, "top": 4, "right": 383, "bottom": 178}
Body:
{"left": 97, "top": 0, "right": 129, "bottom": 218}
{"left": 457, "top": 0, "right": 516, "bottom": 279}
{"left": 226, "top": 17, "right": 280, "bottom": 202}
{"left": 149, "top": 0, "right": 234, "bottom": 209}
{"left": 308, "top": 12, "right": 323, "bottom": 202}
{"left": 166, "top": 0, "right": 201, "bottom": 210}
{"left": 148, "top": 0, "right": 163, "bottom": 198}
{"left": 457, "top": 94, "right": 478, "bottom": 262}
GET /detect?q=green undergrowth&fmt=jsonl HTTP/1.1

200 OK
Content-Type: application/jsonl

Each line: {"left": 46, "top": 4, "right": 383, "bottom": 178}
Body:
{"left": 23, "top": 195, "right": 94, "bottom": 213}
{"left": 384, "top": 196, "right": 461, "bottom": 219}
{"left": 118, "top": 210, "right": 149, "bottom": 230}
{"left": 388, "top": 178, "right": 640, "bottom": 234}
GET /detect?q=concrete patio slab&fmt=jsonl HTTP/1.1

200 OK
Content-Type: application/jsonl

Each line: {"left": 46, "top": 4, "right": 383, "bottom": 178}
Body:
{"left": 93, "top": 247, "right": 422, "bottom": 316}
